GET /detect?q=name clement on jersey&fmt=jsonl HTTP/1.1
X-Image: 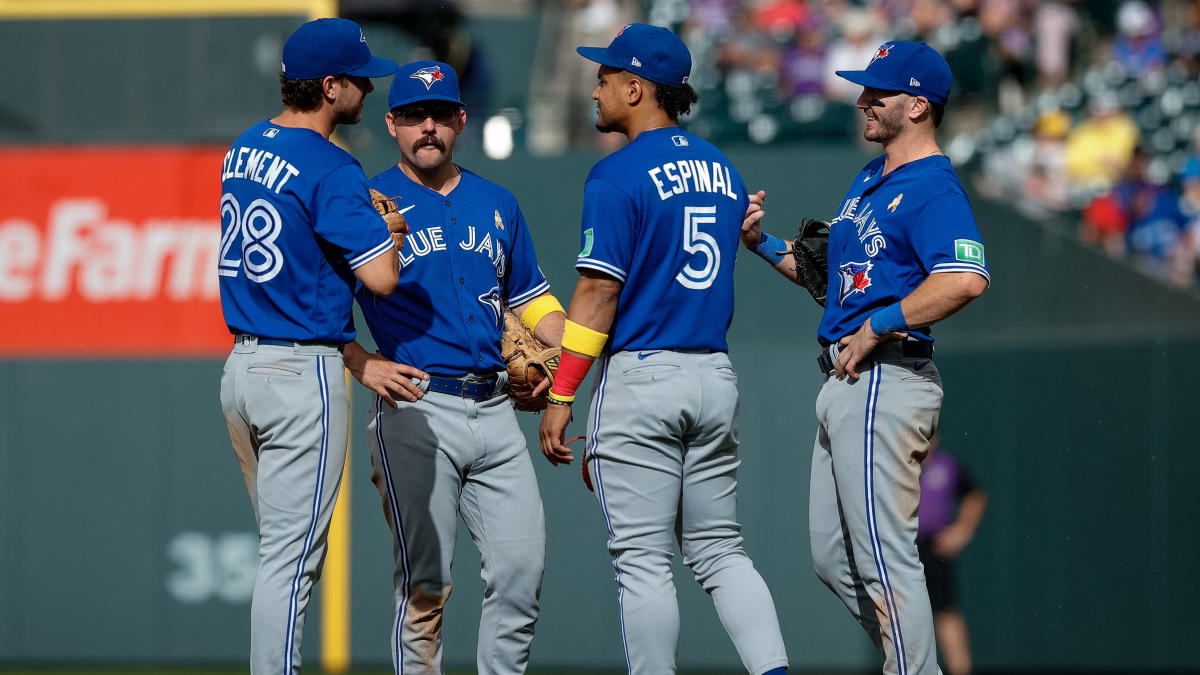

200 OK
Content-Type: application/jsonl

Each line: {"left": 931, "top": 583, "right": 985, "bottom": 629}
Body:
{"left": 647, "top": 160, "right": 739, "bottom": 202}
{"left": 220, "top": 146, "right": 301, "bottom": 194}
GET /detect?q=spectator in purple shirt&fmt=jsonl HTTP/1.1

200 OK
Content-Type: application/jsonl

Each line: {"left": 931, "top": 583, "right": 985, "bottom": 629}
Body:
{"left": 919, "top": 436, "right": 988, "bottom": 675}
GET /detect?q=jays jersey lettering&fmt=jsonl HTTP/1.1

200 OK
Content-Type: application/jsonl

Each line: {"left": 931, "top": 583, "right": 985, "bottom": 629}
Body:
{"left": 219, "top": 120, "right": 395, "bottom": 342}
{"left": 817, "top": 154, "right": 989, "bottom": 346}
{"left": 577, "top": 127, "right": 744, "bottom": 353}
{"left": 358, "top": 166, "right": 549, "bottom": 376}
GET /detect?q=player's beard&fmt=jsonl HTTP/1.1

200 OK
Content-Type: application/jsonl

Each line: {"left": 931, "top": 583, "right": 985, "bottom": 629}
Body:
{"left": 594, "top": 102, "right": 623, "bottom": 134}
{"left": 863, "top": 104, "right": 903, "bottom": 143}
{"left": 334, "top": 98, "right": 364, "bottom": 125}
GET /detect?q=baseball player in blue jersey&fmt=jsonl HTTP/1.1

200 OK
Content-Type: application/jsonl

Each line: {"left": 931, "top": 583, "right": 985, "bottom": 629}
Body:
{"left": 218, "top": 18, "right": 399, "bottom": 675}
{"left": 742, "top": 41, "right": 989, "bottom": 675}
{"left": 538, "top": 24, "right": 788, "bottom": 675}
{"left": 341, "top": 61, "right": 564, "bottom": 675}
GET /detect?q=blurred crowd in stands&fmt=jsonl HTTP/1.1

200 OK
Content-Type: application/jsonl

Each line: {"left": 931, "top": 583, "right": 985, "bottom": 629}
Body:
{"left": 533, "top": 0, "right": 1200, "bottom": 290}
{"left": 407, "top": 0, "right": 1200, "bottom": 291}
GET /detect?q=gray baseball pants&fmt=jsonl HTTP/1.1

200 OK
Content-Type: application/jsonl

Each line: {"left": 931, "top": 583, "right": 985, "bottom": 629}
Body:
{"left": 585, "top": 350, "right": 788, "bottom": 675}
{"left": 810, "top": 347, "right": 943, "bottom": 675}
{"left": 367, "top": 372, "right": 546, "bottom": 675}
{"left": 220, "top": 338, "right": 349, "bottom": 675}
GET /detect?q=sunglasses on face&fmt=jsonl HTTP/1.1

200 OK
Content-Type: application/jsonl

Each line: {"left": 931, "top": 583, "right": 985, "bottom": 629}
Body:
{"left": 393, "top": 105, "right": 462, "bottom": 126}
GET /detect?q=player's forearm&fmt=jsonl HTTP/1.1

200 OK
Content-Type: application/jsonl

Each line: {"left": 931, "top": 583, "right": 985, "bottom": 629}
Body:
{"left": 342, "top": 340, "right": 371, "bottom": 381}
{"left": 771, "top": 243, "right": 805, "bottom": 286}
{"left": 512, "top": 293, "right": 566, "bottom": 348}
{"left": 566, "top": 272, "right": 621, "bottom": 337}
{"left": 880, "top": 272, "right": 987, "bottom": 332}
{"left": 532, "top": 310, "right": 565, "bottom": 348}
{"left": 746, "top": 229, "right": 805, "bottom": 286}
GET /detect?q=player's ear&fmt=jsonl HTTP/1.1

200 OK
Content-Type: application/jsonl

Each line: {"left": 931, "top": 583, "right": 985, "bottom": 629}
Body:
{"left": 627, "top": 75, "right": 644, "bottom": 106}
{"left": 321, "top": 75, "right": 339, "bottom": 103}
{"left": 384, "top": 112, "right": 399, "bottom": 139}
{"left": 455, "top": 108, "right": 467, "bottom": 134}
{"left": 909, "top": 95, "right": 930, "bottom": 123}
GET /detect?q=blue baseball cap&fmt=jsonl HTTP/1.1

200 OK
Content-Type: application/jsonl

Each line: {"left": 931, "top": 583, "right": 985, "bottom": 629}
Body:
{"left": 836, "top": 41, "right": 952, "bottom": 105}
{"left": 281, "top": 18, "right": 399, "bottom": 80}
{"left": 388, "top": 60, "right": 465, "bottom": 110}
{"left": 577, "top": 23, "right": 691, "bottom": 87}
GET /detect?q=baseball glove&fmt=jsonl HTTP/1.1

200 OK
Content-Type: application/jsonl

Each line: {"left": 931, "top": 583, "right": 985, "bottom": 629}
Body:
{"left": 792, "top": 218, "right": 830, "bottom": 307}
{"left": 501, "top": 309, "right": 560, "bottom": 412}
{"left": 369, "top": 188, "right": 408, "bottom": 251}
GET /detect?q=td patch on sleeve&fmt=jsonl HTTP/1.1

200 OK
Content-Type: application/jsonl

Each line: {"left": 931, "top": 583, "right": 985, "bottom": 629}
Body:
{"left": 954, "top": 239, "right": 985, "bottom": 265}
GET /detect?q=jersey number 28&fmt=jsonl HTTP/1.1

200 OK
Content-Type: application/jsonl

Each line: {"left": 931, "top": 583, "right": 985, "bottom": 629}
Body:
{"left": 676, "top": 205, "right": 720, "bottom": 290}
{"left": 218, "top": 192, "right": 284, "bottom": 283}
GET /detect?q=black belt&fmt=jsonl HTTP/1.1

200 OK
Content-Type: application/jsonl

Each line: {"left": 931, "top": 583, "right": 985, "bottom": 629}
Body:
{"left": 426, "top": 375, "right": 498, "bottom": 400}
{"left": 236, "top": 335, "right": 344, "bottom": 352}
{"left": 817, "top": 340, "right": 933, "bottom": 375}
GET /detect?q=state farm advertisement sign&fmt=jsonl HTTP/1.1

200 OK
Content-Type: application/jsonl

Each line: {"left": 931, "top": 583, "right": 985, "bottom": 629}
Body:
{"left": 0, "top": 147, "right": 231, "bottom": 357}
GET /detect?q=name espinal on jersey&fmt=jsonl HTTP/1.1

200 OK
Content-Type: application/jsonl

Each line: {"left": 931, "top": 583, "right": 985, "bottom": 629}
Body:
{"left": 647, "top": 155, "right": 740, "bottom": 201}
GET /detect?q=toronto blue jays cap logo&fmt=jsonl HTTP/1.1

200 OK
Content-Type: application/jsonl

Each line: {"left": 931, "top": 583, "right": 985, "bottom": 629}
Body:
{"left": 389, "top": 61, "right": 464, "bottom": 110}
{"left": 411, "top": 66, "right": 446, "bottom": 90}
{"left": 835, "top": 41, "right": 952, "bottom": 104}
{"left": 837, "top": 261, "right": 873, "bottom": 304}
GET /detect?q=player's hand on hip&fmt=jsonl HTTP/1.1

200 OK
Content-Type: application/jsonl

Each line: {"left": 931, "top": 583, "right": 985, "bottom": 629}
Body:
{"left": 836, "top": 319, "right": 908, "bottom": 380}
{"left": 352, "top": 353, "right": 428, "bottom": 408}
{"left": 538, "top": 404, "right": 575, "bottom": 466}
{"left": 740, "top": 190, "right": 766, "bottom": 249}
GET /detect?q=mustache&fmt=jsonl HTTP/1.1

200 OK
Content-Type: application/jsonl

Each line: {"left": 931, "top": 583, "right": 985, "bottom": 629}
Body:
{"left": 412, "top": 136, "right": 446, "bottom": 153}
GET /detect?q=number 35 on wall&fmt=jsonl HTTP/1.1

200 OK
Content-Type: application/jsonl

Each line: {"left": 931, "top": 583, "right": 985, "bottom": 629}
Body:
{"left": 165, "top": 531, "right": 257, "bottom": 604}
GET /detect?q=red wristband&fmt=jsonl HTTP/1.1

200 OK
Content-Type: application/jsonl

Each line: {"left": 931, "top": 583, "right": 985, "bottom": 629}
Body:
{"left": 550, "top": 351, "right": 594, "bottom": 399}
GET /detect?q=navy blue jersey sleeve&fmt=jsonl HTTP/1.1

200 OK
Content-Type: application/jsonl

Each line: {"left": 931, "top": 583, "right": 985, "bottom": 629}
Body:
{"left": 502, "top": 202, "right": 550, "bottom": 306}
{"left": 313, "top": 164, "right": 395, "bottom": 269}
{"left": 912, "top": 191, "right": 990, "bottom": 285}
{"left": 576, "top": 177, "right": 637, "bottom": 282}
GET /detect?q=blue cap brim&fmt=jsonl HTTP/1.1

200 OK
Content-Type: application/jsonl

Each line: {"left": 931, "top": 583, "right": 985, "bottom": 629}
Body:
{"left": 835, "top": 69, "right": 904, "bottom": 93}
{"left": 577, "top": 46, "right": 623, "bottom": 70}
{"left": 835, "top": 68, "right": 947, "bottom": 104}
{"left": 347, "top": 55, "right": 400, "bottom": 78}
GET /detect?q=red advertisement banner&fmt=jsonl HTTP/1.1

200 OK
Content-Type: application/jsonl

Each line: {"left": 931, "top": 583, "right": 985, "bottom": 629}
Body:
{"left": 0, "top": 146, "right": 231, "bottom": 357}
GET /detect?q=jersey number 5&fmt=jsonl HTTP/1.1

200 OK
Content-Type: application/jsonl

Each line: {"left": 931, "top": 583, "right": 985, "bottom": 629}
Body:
{"left": 676, "top": 205, "right": 720, "bottom": 290}
{"left": 219, "top": 192, "right": 285, "bottom": 283}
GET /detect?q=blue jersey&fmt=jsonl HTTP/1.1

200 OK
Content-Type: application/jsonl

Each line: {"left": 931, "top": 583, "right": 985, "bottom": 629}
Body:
{"left": 358, "top": 166, "right": 550, "bottom": 376}
{"left": 577, "top": 127, "right": 744, "bottom": 353}
{"left": 219, "top": 120, "right": 394, "bottom": 343}
{"left": 818, "top": 154, "right": 989, "bottom": 346}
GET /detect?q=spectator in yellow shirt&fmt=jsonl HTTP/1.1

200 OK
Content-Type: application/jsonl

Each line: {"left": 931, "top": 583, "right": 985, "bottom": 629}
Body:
{"left": 1064, "top": 91, "right": 1140, "bottom": 190}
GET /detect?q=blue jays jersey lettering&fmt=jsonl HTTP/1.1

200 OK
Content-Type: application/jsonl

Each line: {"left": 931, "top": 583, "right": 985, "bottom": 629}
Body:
{"left": 577, "top": 127, "right": 744, "bottom": 353}
{"left": 219, "top": 120, "right": 395, "bottom": 342}
{"left": 817, "top": 154, "right": 989, "bottom": 346}
{"left": 359, "top": 166, "right": 549, "bottom": 376}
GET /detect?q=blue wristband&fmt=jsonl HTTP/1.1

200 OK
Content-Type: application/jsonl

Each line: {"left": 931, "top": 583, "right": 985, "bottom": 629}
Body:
{"left": 753, "top": 231, "right": 787, "bottom": 266}
{"left": 870, "top": 301, "right": 908, "bottom": 335}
